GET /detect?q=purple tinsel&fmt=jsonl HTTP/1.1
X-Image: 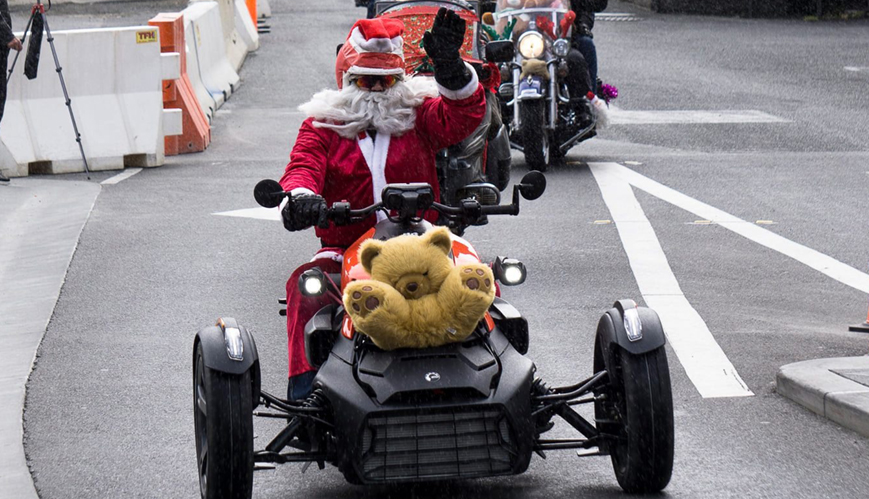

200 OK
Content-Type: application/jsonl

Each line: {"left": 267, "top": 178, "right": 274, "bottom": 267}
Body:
{"left": 600, "top": 83, "right": 619, "bottom": 104}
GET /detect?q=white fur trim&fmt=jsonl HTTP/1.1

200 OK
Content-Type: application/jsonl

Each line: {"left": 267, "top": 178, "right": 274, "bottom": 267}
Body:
{"left": 346, "top": 66, "right": 406, "bottom": 77}
{"left": 279, "top": 187, "right": 317, "bottom": 210}
{"left": 357, "top": 132, "right": 391, "bottom": 222}
{"left": 290, "top": 187, "right": 316, "bottom": 196}
{"left": 311, "top": 250, "right": 344, "bottom": 263}
{"left": 436, "top": 62, "right": 480, "bottom": 101}
{"left": 591, "top": 95, "right": 609, "bottom": 129}
{"left": 347, "top": 27, "right": 403, "bottom": 56}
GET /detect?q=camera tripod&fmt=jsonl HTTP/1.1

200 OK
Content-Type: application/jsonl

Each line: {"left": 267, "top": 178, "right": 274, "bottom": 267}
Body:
{"left": 6, "top": 0, "right": 90, "bottom": 178}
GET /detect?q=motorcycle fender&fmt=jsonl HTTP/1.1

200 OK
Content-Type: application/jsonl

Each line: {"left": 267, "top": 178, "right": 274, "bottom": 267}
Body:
{"left": 194, "top": 317, "right": 260, "bottom": 376}
{"left": 305, "top": 304, "right": 343, "bottom": 369}
{"left": 596, "top": 300, "right": 666, "bottom": 356}
{"left": 489, "top": 124, "right": 512, "bottom": 162}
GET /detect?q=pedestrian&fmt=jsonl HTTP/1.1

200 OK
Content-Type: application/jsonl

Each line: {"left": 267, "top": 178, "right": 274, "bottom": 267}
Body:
{"left": 278, "top": 10, "right": 485, "bottom": 400}
{"left": 1, "top": 0, "right": 24, "bottom": 183}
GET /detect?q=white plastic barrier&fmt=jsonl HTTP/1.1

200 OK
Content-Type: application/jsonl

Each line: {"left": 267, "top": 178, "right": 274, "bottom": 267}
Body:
{"left": 258, "top": 0, "right": 272, "bottom": 19}
{"left": 192, "top": 0, "right": 248, "bottom": 72}
{"left": 0, "top": 26, "right": 182, "bottom": 177}
{"left": 234, "top": 0, "right": 260, "bottom": 58}
{"left": 183, "top": 1, "right": 240, "bottom": 121}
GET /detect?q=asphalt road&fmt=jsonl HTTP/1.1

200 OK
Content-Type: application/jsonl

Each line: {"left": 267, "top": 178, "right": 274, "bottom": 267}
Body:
{"left": 21, "top": 1, "right": 869, "bottom": 498}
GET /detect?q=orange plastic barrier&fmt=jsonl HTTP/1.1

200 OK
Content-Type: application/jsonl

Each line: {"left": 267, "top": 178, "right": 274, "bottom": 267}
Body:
{"left": 245, "top": 0, "right": 257, "bottom": 25}
{"left": 149, "top": 13, "right": 211, "bottom": 155}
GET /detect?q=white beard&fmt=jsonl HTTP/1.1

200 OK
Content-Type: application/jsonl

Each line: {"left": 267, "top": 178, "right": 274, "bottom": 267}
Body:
{"left": 298, "top": 78, "right": 440, "bottom": 139}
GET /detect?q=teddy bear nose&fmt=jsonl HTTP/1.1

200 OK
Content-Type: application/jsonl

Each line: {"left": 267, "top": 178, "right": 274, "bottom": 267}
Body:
{"left": 406, "top": 282, "right": 419, "bottom": 292}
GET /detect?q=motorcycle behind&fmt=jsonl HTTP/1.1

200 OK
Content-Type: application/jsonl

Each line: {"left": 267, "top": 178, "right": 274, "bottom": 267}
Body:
{"left": 486, "top": 0, "right": 596, "bottom": 171}
{"left": 375, "top": 0, "right": 515, "bottom": 218}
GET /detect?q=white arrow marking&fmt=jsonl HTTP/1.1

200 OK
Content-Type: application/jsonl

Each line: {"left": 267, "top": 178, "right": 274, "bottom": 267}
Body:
{"left": 590, "top": 162, "right": 754, "bottom": 398}
{"left": 609, "top": 109, "right": 788, "bottom": 125}
{"left": 214, "top": 207, "right": 281, "bottom": 221}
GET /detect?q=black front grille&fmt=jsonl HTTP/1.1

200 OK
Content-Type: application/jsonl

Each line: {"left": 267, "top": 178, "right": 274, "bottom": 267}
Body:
{"left": 359, "top": 406, "right": 517, "bottom": 482}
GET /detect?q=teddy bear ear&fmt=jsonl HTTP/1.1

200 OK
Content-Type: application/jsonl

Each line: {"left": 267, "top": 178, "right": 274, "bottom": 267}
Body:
{"left": 425, "top": 227, "right": 453, "bottom": 255}
{"left": 360, "top": 239, "right": 385, "bottom": 273}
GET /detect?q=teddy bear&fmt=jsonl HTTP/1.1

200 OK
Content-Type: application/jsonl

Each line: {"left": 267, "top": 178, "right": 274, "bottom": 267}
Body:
{"left": 342, "top": 227, "right": 496, "bottom": 351}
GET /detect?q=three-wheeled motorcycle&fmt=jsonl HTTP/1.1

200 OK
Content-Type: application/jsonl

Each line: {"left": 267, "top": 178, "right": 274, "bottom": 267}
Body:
{"left": 192, "top": 172, "right": 675, "bottom": 498}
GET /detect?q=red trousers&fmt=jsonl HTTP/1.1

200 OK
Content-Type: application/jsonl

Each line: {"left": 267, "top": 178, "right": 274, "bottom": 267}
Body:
{"left": 285, "top": 255, "right": 343, "bottom": 378}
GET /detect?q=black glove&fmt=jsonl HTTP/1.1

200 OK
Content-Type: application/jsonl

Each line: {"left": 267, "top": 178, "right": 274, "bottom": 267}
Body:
{"left": 282, "top": 194, "right": 327, "bottom": 232}
{"left": 423, "top": 8, "right": 472, "bottom": 91}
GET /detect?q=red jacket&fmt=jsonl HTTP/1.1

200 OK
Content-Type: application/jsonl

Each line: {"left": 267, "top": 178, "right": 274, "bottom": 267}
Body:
{"left": 280, "top": 84, "right": 486, "bottom": 248}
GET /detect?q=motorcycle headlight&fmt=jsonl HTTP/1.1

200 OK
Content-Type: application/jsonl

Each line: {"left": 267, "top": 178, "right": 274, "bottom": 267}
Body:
{"left": 518, "top": 32, "right": 545, "bottom": 60}
{"left": 552, "top": 38, "right": 569, "bottom": 57}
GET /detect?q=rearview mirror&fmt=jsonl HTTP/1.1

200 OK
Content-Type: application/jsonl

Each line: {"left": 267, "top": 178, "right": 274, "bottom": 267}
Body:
{"left": 485, "top": 40, "right": 515, "bottom": 63}
{"left": 517, "top": 171, "right": 546, "bottom": 200}
{"left": 254, "top": 179, "right": 285, "bottom": 208}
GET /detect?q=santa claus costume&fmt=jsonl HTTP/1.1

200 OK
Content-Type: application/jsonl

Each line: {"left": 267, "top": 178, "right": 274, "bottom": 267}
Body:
{"left": 279, "top": 14, "right": 485, "bottom": 399}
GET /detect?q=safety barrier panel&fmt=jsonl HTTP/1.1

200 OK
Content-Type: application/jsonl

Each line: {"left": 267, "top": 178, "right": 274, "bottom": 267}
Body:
{"left": 258, "top": 0, "right": 272, "bottom": 19}
{"left": 0, "top": 26, "right": 182, "bottom": 177}
{"left": 183, "top": 1, "right": 240, "bottom": 122}
{"left": 191, "top": 0, "right": 254, "bottom": 73}
{"left": 234, "top": 0, "right": 260, "bottom": 59}
{"left": 149, "top": 12, "right": 212, "bottom": 155}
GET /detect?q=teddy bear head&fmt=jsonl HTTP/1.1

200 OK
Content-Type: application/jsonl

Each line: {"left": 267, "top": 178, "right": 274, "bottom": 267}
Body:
{"left": 358, "top": 227, "right": 455, "bottom": 300}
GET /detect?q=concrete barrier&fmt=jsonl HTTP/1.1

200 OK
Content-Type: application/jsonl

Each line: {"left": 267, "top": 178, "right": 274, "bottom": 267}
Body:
{"left": 183, "top": 1, "right": 240, "bottom": 120}
{"left": 0, "top": 26, "right": 182, "bottom": 177}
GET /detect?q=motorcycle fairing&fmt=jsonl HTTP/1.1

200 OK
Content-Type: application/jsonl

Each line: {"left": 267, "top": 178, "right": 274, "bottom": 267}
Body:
{"left": 313, "top": 325, "right": 535, "bottom": 483}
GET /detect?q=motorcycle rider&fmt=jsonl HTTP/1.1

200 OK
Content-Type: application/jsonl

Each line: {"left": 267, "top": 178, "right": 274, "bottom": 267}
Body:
{"left": 571, "top": 0, "right": 607, "bottom": 94}
{"left": 279, "top": 10, "right": 486, "bottom": 400}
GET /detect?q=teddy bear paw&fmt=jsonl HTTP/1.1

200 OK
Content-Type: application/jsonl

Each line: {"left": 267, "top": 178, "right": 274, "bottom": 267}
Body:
{"left": 347, "top": 284, "right": 385, "bottom": 319}
{"left": 458, "top": 264, "right": 494, "bottom": 294}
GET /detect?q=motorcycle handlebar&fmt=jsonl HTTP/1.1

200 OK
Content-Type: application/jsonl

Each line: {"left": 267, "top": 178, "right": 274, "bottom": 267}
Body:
{"left": 253, "top": 171, "right": 545, "bottom": 227}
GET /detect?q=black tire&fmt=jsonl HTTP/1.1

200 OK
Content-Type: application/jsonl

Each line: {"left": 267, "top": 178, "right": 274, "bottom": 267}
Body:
{"left": 193, "top": 342, "right": 254, "bottom": 499}
{"left": 520, "top": 100, "right": 549, "bottom": 172}
{"left": 595, "top": 339, "right": 674, "bottom": 493}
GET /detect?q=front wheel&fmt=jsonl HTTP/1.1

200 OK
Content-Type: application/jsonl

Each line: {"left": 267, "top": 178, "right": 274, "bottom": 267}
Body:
{"left": 595, "top": 340, "right": 674, "bottom": 493}
{"left": 193, "top": 342, "right": 254, "bottom": 499}
{"left": 520, "top": 100, "right": 549, "bottom": 172}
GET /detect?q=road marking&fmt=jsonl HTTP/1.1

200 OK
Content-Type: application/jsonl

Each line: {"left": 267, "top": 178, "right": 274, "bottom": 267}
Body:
{"left": 590, "top": 163, "right": 754, "bottom": 398}
{"left": 596, "top": 13, "right": 642, "bottom": 21}
{"left": 608, "top": 109, "right": 789, "bottom": 125}
{"left": 599, "top": 162, "right": 869, "bottom": 294}
{"left": 844, "top": 66, "right": 869, "bottom": 72}
{"left": 214, "top": 206, "right": 280, "bottom": 221}
{"left": 100, "top": 168, "right": 142, "bottom": 185}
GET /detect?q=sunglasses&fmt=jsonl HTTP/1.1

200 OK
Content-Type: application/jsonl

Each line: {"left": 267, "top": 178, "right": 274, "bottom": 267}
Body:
{"left": 351, "top": 75, "right": 400, "bottom": 90}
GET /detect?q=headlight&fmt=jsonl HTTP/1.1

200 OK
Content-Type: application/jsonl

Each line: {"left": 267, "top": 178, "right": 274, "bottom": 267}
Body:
{"left": 298, "top": 268, "right": 327, "bottom": 296}
{"left": 552, "top": 38, "right": 569, "bottom": 57}
{"left": 493, "top": 256, "right": 527, "bottom": 286}
{"left": 518, "top": 32, "right": 545, "bottom": 59}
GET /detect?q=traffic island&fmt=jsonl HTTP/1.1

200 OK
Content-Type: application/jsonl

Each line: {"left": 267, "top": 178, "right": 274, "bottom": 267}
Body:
{"left": 777, "top": 357, "right": 869, "bottom": 438}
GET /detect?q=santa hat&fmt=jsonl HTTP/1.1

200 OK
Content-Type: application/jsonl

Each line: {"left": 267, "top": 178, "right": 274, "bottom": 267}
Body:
{"left": 335, "top": 18, "right": 406, "bottom": 89}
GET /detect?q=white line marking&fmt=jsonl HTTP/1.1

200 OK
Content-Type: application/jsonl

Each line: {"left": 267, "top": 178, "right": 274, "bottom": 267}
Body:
{"left": 214, "top": 207, "right": 281, "bottom": 221}
{"left": 608, "top": 109, "right": 789, "bottom": 125}
{"left": 601, "top": 163, "right": 869, "bottom": 294}
{"left": 844, "top": 66, "right": 869, "bottom": 72}
{"left": 100, "top": 168, "right": 142, "bottom": 185}
{"left": 590, "top": 163, "right": 754, "bottom": 398}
